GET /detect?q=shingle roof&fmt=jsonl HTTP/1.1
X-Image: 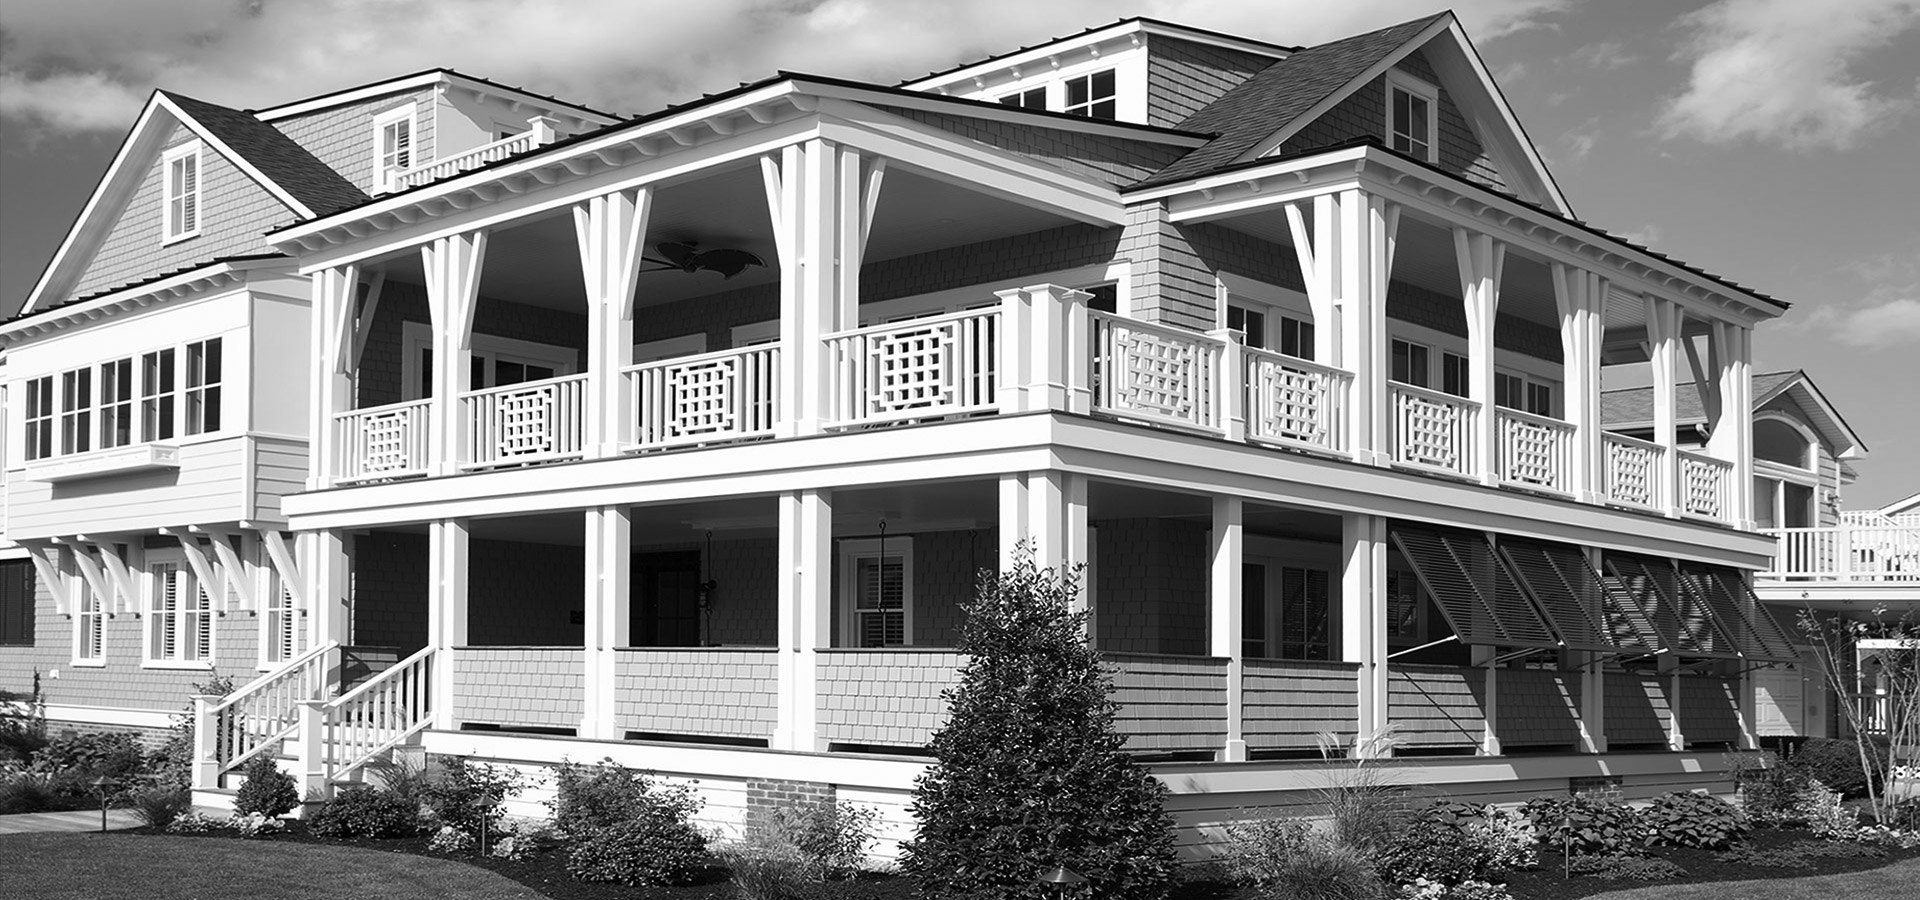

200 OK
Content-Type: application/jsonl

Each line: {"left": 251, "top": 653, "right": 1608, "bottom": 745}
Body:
{"left": 1138, "top": 13, "right": 1446, "bottom": 188}
{"left": 1600, "top": 371, "right": 1802, "bottom": 426}
{"left": 164, "top": 91, "right": 368, "bottom": 216}
{"left": 4, "top": 253, "right": 289, "bottom": 326}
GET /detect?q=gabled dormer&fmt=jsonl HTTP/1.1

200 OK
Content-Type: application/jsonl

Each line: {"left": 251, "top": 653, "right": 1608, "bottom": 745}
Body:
{"left": 900, "top": 18, "right": 1290, "bottom": 130}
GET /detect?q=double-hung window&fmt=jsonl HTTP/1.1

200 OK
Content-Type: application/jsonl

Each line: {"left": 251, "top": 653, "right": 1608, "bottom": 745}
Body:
{"left": 374, "top": 106, "right": 415, "bottom": 192}
{"left": 0, "top": 560, "right": 35, "bottom": 648}
{"left": 841, "top": 538, "right": 912, "bottom": 648}
{"left": 1391, "top": 339, "right": 1430, "bottom": 388}
{"left": 1494, "top": 372, "right": 1556, "bottom": 416}
{"left": 1386, "top": 73, "right": 1437, "bottom": 162}
{"left": 60, "top": 367, "right": 92, "bottom": 454}
{"left": 162, "top": 142, "right": 202, "bottom": 242}
{"left": 23, "top": 376, "right": 54, "bottom": 461}
{"left": 1227, "top": 304, "right": 1267, "bottom": 350}
{"left": 70, "top": 553, "right": 103, "bottom": 664}
{"left": 99, "top": 358, "right": 135, "bottom": 449}
{"left": 1441, "top": 352, "right": 1469, "bottom": 398}
{"left": 142, "top": 348, "right": 177, "bottom": 441}
{"left": 147, "top": 560, "right": 210, "bottom": 665}
{"left": 185, "top": 338, "right": 222, "bottom": 435}
{"left": 260, "top": 551, "right": 297, "bottom": 667}
{"left": 1064, "top": 69, "right": 1117, "bottom": 119}
{"left": 1278, "top": 315, "right": 1315, "bottom": 360}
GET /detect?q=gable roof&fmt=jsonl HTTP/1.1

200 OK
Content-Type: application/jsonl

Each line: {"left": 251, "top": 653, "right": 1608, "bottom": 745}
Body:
{"left": 253, "top": 68, "right": 620, "bottom": 126}
{"left": 1600, "top": 370, "right": 1865, "bottom": 458}
{"left": 163, "top": 92, "right": 366, "bottom": 217}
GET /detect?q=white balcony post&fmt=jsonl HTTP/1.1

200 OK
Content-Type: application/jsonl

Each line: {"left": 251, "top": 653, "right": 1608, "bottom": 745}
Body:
{"left": 774, "top": 489, "right": 832, "bottom": 751}
{"left": 575, "top": 188, "right": 652, "bottom": 458}
{"left": 309, "top": 265, "right": 359, "bottom": 489}
{"left": 1454, "top": 229, "right": 1505, "bottom": 486}
{"left": 582, "top": 506, "right": 631, "bottom": 739}
{"left": 527, "top": 115, "right": 558, "bottom": 145}
{"left": 295, "top": 699, "right": 328, "bottom": 801}
{"left": 1331, "top": 191, "right": 1396, "bottom": 467}
{"left": 1708, "top": 322, "right": 1755, "bottom": 529}
{"left": 1553, "top": 264, "right": 1605, "bottom": 503}
{"left": 1341, "top": 513, "right": 1388, "bottom": 753}
{"left": 191, "top": 694, "right": 220, "bottom": 790}
{"left": 1210, "top": 496, "right": 1246, "bottom": 761}
{"left": 306, "top": 530, "right": 351, "bottom": 656}
{"left": 763, "top": 141, "right": 844, "bottom": 436}
{"left": 1028, "top": 285, "right": 1065, "bottom": 413}
{"left": 1646, "top": 295, "right": 1683, "bottom": 517}
{"left": 422, "top": 232, "right": 487, "bottom": 475}
{"left": 1283, "top": 196, "right": 1340, "bottom": 372}
{"left": 427, "top": 518, "right": 469, "bottom": 730}
{"left": 1209, "top": 327, "right": 1246, "bottom": 442}
{"left": 995, "top": 290, "right": 1033, "bottom": 413}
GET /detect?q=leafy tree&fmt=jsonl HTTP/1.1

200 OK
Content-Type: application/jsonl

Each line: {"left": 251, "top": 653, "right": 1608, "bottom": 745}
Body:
{"left": 902, "top": 553, "right": 1178, "bottom": 899}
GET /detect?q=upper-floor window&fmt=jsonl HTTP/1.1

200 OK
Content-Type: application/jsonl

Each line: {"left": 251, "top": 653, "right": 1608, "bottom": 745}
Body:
{"left": 373, "top": 105, "right": 416, "bottom": 193}
{"left": 999, "top": 87, "right": 1045, "bottom": 109}
{"left": 1386, "top": 72, "right": 1437, "bottom": 163}
{"left": 1228, "top": 304, "right": 1267, "bottom": 350}
{"left": 23, "top": 376, "right": 54, "bottom": 462}
{"left": 402, "top": 322, "right": 578, "bottom": 401}
{"left": 100, "top": 358, "right": 135, "bottom": 449}
{"left": 1391, "top": 339, "right": 1430, "bottom": 388}
{"left": 142, "top": 348, "right": 177, "bottom": 442}
{"left": 1064, "top": 69, "right": 1116, "bottom": 120}
{"left": 15, "top": 337, "right": 224, "bottom": 466}
{"left": 1495, "top": 371, "right": 1555, "bottom": 416}
{"left": 162, "top": 142, "right": 203, "bottom": 243}
{"left": 60, "top": 367, "right": 92, "bottom": 455}
{"left": 185, "top": 339, "right": 222, "bottom": 435}
{"left": 1441, "top": 351, "right": 1469, "bottom": 398}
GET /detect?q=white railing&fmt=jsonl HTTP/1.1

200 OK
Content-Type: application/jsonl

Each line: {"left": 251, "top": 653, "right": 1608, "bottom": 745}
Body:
{"left": 1091, "top": 311, "right": 1224, "bottom": 434}
{"left": 1389, "top": 382, "right": 1479, "bottom": 476}
{"left": 335, "top": 399, "right": 431, "bottom": 483}
{"left": 462, "top": 372, "right": 591, "bottom": 470}
{"left": 1602, "top": 432, "right": 1666, "bottom": 510}
{"left": 1242, "top": 348, "right": 1351, "bottom": 456}
{"left": 197, "top": 642, "right": 338, "bottom": 787}
{"left": 392, "top": 118, "right": 556, "bottom": 191}
{"left": 312, "top": 645, "right": 434, "bottom": 785}
{"left": 628, "top": 345, "right": 779, "bottom": 449}
{"left": 1496, "top": 408, "right": 1574, "bottom": 493}
{"left": 1678, "top": 450, "right": 1732, "bottom": 521}
{"left": 826, "top": 308, "right": 1001, "bottom": 427}
{"left": 1763, "top": 524, "right": 1920, "bottom": 582}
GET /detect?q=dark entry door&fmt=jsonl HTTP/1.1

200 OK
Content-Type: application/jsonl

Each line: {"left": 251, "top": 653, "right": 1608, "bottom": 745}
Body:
{"left": 633, "top": 551, "right": 702, "bottom": 647}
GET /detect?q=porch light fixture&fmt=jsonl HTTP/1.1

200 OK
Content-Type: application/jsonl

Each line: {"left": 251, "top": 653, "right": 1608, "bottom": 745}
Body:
{"left": 698, "top": 530, "right": 718, "bottom": 644}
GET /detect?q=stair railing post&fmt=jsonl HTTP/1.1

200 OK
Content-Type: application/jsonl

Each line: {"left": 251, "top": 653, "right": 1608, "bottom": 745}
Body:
{"left": 296, "top": 699, "right": 330, "bottom": 804}
{"left": 191, "top": 694, "right": 220, "bottom": 791}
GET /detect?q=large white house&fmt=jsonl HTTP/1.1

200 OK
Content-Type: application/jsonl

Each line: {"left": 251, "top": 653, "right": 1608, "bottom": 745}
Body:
{"left": 3, "top": 13, "right": 1828, "bottom": 856}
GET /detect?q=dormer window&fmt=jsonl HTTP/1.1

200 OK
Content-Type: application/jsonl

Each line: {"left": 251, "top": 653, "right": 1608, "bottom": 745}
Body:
{"left": 161, "top": 142, "right": 202, "bottom": 243}
{"left": 999, "top": 87, "right": 1045, "bottom": 110}
{"left": 374, "top": 104, "right": 416, "bottom": 192}
{"left": 1386, "top": 71, "right": 1438, "bottom": 162}
{"left": 1064, "top": 69, "right": 1116, "bottom": 119}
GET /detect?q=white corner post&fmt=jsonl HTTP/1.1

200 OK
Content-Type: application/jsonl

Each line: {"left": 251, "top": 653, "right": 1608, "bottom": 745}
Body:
{"left": 1645, "top": 294, "right": 1683, "bottom": 517}
{"left": 1024, "top": 285, "right": 1093, "bottom": 415}
{"left": 1666, "top": 669, "right": 1688, "bottom": 751}
{"left": 306, "top": 530, "right": 352, "bottom": 659}
{"left": 763, "top": 140, "right": 845, "bottom": 437}
{"left": 309, "top": 265, "right": 360, "bottom": 489}
{"left": 998, "top": 471, "right": 1090, "bottom": 627}
{"left": 427, "top": 518, "right": 470, "bottom": 730}
{"left": 575, "top": 188, "right": 652, "bottom": 458}
{"left": 1342, "top": 513, "right": 1388, "bottom": 754}
{"left": 1327, "top": 190, "right": 1395, "bottom": 466}
{"left": 1708, "top": 322, "right": 1754, "bottom": 528}
{"left": 582, "top": 506, "right": 631, "bottom": 739}
{"left": 774, "top": 489, "right": 833, "bottom": 751}
{"left": 1210, "top": 495, "right": 1246, "bottom": 761}
{"left": 191, "top": 693, "right": 221, "bottom": 790}
{"left": 295, "top": 699, "right": 328, "bottom": 800}
{"left": 1454, "top": 229, "right": 1505, "bottom": 485}
{"left": 1553, "top": 265, "right": 1606, "bottom": 503}
{"left": 422, "top": 232, "right": 488, "bottom": 475}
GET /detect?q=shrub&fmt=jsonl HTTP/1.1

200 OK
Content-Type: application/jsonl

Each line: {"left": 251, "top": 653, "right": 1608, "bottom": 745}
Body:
{"left": 229, "top": 811, "right": 285, "bottom": 838}
{"left": 0, "top": 773, "right": 61, "bottom": 814}
{"left": 425, "top": 756, "right": 523, "bottom": 840}
{"left": 1220, "top": 816, "right": 1383, "bottom": 900}
{"left": 128, "top": 784, "right": 192, "bottom": 829}
{"left": 1401, "top": 878, "right": 1514, "bottom": 900}
{"left": 150, "top": 673, "right": 235, "bottom": 790}
{"left": 491, "top": 818, "right": 549, "bottom": 861}
{"left": 232, "top": 753, "right": 299, "bottom": 819}
{"left": 1220, "top": 816, "right": 1314, "bottom": 887}
{"left": 308, "top": 785, "right": 421, "bottom": 838}
{"left": 1314, "top": 727, "right": 1409, "bottom": 858}
{"left": 1641, "top": 791, "right": 1749, "bottom": 849}
{"left": 1793, "top": 781, "right": 1860, "bottom": 838}
{"left": 1565, "top": 853, "right": 1684, "bottom": 881}
{"left": 428, "top": 824, "right": 475, "bottom": 853}
{"left": 750, "top": 798, "right": 877, "bottom": 881}
{"left": 1787, "top": 738, "right": 1886, "bottom": 799}
{"left": 1378, "top": 808, "right": 1496, "bottom": 889}
{"left": 548, "top": 757, "right": 655, "bottom": 839}
{"left": 166, "top": 811, "right": 224, "bottom": 833}
{"left": 0, "top": 683, "right": 49, "bottom": 764}
{"left": 565, "top": 812, "right": 711, "bottom": 887}
{"left": 1730, "top": 752, "right": 1810, "bottom": 825}
{"left": 1523, "top": 796, "right": 1645, "bottom": 856}
{"left": 31, "top": 729, "right": 146, "bottom": 793}
{"left": 722, "top": 845, "right": 813, "bottom": 900}
{"left": 902, "top": 555, "right": 1179, "bottom": 900}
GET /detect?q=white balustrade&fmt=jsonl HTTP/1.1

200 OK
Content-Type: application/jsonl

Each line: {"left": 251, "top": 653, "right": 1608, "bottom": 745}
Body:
{"left": 1389, "top": 382, "right": 1479, "bottom": 476}
{"left": 200, "top": 641, "right": 337, "bottom": 784}
{"left": 1602, "top": 432, "right": 1666, "bottom": 510}
{"left": 628, "top": 345, "right": 780, "bottom": 449}
{"left": 1090, "top": 311, "right": 1225, "bottom": 434}
{"left": 1496, "top": 408, "right": 1574, "bottom": 493}
{"left": 825, "top": 308, "right": 1001, "bottom": 427}
{"left": 316, "top": 646, "right": 434, "bottom": 784}
{"left": 1763, "top": 523, "right": 1920, "bottom": 581}
{"left": 1678, "top": 450, "right": 1732, "bottom": 521}
{"left": 393, "top": 120, "right": 555, "bottom": 191}
{"left": 462, "top": 372, "right": 591, "bottom": 470}
{"left": 334, "top": 399, "right": 431, "bottom": 483}
{"left": 1242, "top": 347, "right": 1351, "bottom": 455}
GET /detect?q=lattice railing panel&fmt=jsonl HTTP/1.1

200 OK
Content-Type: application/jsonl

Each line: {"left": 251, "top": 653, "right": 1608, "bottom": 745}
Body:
{"left": 1679, "top": 451, "right": 1731, "bottom": 520}
{"left": 1603, "top": 434, "right": 1663, "bottom": 508}
{"left": 826, "top": 309, "right": 999, "bottom": 427}
{"left": 1497, "top": 409, "right": 1572, "bottom": 493}
{"left": 1390, "top": 384, "right": 1476, "bottom": 475}
{"left": 1244, "top": 348, "right": 1351, "bottom": 454}
{"left": 1090, "top": 312, "right": 1224, "bottom": 434}
{"left": 335, "top": 399, "right": 430, "bottom": 483}
{"left": 631, "top": 345, "right": 778, "bottom": 449}
{"left": 463, "top": 372, "right": 589, "bottom": 469}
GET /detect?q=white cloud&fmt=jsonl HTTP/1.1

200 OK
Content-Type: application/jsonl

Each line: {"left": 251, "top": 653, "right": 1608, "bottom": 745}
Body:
{"left": 1830, "top": 297, "right": 1920, "bottom": 349}
{"left": 1785, "top": 250, "right": 1920, "bottom": 349}
{"left": 0, "top": 0, "right": 1571, "bottom": 136}
{"left": 1571, "top": 40, "right": 1636, "bottom": 69}
{"left": 1658, "top": 0, "right": 1920, "bottom": 151}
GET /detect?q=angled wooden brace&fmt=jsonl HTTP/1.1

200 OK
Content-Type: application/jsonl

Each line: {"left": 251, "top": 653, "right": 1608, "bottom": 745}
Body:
{"left": 201, "top": 529, "right": 256, "bottom": 612}
{"left": 23, "top": 543, "right": 70, "bottom": 616}
{"left": 93, "top": 540, "right": 142, "bottom": 615}
{"left": 261, "top": 531, "right": 307, "bottom": 611}
{"left": 59, "top": 541, "right": 113, "bottom": 614}
{"left": 163, "top": 530, "right": 225, "bottom": 617}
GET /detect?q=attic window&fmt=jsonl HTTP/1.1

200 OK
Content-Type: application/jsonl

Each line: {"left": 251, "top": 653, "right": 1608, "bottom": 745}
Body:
{"left": 1385, "top": 71, "right": 1437, "bottom": 162}
{"left": 161, "top": 141, "right": 203, "bottom": 243}
{"left": 999, "top": 87, "right": 1045, "bottom": 110}
{"left": 1064, "top": 69, "right": 1116, "bottom": 120}
{"left": 374, "top": 104, "right": 417, "bottom": 193}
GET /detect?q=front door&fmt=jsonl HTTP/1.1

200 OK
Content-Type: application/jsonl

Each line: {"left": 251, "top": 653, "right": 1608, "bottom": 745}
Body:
{"left": 633, "top": 551, "right": 702, "bottom": 647}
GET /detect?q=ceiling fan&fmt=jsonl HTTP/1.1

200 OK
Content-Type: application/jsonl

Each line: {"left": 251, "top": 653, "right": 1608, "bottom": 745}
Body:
{"left": 639, "top": 241, "right": 767, "bottom": 279}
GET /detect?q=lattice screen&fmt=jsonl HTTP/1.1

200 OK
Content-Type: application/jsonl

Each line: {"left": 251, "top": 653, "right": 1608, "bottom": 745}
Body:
{"left": 1503, "top": 420, "right": 1557, "bottom": 486}
{"left": 1400, "top": 395, "right": 1460, "bottom": 469}
{"left": 1116, "top": 330, "right": 1196, "bottom": 417}
{"left": 494, "top": 387, "right": 553, "bottom": 458}
{"left": 871, "top": 326, "right": 953, "bottom": 412}
{"left": 668, "top": 358, "right": 738, "bottom": 436}
{"left": 1607, "top": 443, "right": 1655, "bottom": 505}
{"left": 362, "top": 411, "right": 412, "bottom": 472}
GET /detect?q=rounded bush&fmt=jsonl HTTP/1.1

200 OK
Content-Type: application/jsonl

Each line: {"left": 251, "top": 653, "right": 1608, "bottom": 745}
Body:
{"left": 1641, "top": 791, "right": 1748, "bottom": 849}
{"left": 232, "top": 753, "right": 300, "bottom": 819}
{"left": 308, "top": 786, "right": 421, "bottom": 838}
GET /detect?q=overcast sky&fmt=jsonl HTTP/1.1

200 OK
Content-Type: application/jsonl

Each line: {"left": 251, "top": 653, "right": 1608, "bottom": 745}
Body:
{"left": 2, "top": 0, "right": 1915, "bottom": 507}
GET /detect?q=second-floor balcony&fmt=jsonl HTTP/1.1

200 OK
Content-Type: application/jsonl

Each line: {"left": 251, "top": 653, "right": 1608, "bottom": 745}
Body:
{"left": 1760, "top": 518, "right": 1920, "bottom": 584}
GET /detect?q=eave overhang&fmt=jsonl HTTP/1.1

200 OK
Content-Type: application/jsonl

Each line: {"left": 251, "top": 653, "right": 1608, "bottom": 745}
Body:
{"left": 2, "top": 256, "right": 291, "bottom": 344}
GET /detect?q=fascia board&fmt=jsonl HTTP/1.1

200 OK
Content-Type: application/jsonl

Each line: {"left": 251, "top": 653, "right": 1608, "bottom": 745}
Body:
{"left": 2, "top": 257, "right": 289, "bottom": 345}
{"left": 1425, "top": 20, "right": 1571, "bottom": 215}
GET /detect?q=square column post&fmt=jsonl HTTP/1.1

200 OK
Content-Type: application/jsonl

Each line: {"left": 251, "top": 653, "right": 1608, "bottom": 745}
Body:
{"left": 1454, "top": 229, "right": 1505, "bottom": 485}
{"left": 998, "top": 473, "right": 1030, "bottom": 568}
{"left": 309, "top": 265, "right": 359, "bottom": 489}
{"left": 1553, "top": 265, "right": 1605, "bottom": 503}
{"left": 575, "top": 189, "right": 652, "bottom": 458}
{"left": 1708, "top": 322, "right": 1755, "bottom": 528}
{"left": 774, "top": 489, "right": 832, "bottom": 751}
{"left": 582, "top": 506, "right": 631, "bottom": 739}
{"left": 1341, "top": 513, "right": 1388, "bottom": 753}
{"left": 1646, "top": 295, "right": 1683, "bottom": 517}
{"left": 1334, "top": 191, "right": 1396, "bottom": 467}
{"left": 422, "top": 232, "right": 487, "bottom": 475}
{"left": 305, "top": 530, "right": 352, "bottom": 655}
{"left": 427, "top": 518, "right": 469, "bottom": 730}
{"left": 1576, "top": 651, "right": 1607, "bottom": 753}
{"left": 1210, "top": 496, "right": 1246, "bottom": 761}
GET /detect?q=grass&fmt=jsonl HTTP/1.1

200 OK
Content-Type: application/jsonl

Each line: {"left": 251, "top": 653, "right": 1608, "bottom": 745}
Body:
{"left": 1576, "top": 856, "right": 1920, "bottom": 900}
{"left": 0, "top": 832, "right": 548, "bottom": 900}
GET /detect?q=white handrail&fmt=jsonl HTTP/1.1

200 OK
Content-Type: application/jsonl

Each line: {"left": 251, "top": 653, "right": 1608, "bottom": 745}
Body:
{"left": 626, "top": 344, "right": 780, "bottom": 448}
{"left": 320, "top": 645, "right": 435, "bottom": 784}
{"left": 334, "top": 399, "right": 431, "bottom": 483}
{"left": 1496, "top": 408, "right": 1574, "bottom": 493}
{"left": 1090, "top": 311, "right": 1225, "bottom": 434}
{"left": 1242, "top": 347, "right": 1351, "bottom": 455}
{"left": 462, "top": 372, "right": 592, "bottom": 469}
{"left": 203, "top": 641, "right": 337, "bottom": 779}
{"left": 392, "top": 119, "right": 555, "bottom": 190}
{"left": 1761, "top": 524, "right": 1920, "bottom": 581}
{"left": 825, "top": 308, "right": 1001, "bottom": 427}
{"left": 1389, "top": 381, "right": 1479, "bottom": 476}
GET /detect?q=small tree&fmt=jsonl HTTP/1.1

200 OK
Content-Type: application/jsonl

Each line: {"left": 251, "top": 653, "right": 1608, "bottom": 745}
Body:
{"left": 902, "top": 553, "right": 1178, "bottom": 899}
{"left": 1798, "top": 605, "right": 1920, "bottom": 825}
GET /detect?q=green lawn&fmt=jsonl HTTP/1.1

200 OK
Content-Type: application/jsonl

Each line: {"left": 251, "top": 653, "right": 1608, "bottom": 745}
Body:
{"left": 1578, "top": 856, "right": 1920, "bottom": 900}
{"left": 0, "top": 833, "right": 548, "bottom": 900}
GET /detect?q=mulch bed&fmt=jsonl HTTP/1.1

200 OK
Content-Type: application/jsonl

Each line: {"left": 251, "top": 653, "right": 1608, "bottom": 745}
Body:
{"left": 1503, "top": 826, "right": 1920, "bottom": 900}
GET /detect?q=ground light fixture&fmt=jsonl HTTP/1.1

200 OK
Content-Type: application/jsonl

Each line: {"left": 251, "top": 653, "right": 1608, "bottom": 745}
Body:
{"left": 1039, "top": 863, "right": 1086, "bottom": 897}
{"left": 91, "top": 775, "right": 117, "bottom": 833}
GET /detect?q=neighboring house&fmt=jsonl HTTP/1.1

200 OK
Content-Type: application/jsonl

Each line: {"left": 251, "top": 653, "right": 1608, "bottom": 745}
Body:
{"left": 4, "top": 15, "right": 1815, "bottom": 857}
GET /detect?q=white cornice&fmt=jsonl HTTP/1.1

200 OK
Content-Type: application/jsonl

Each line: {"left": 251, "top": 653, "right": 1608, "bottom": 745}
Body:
{"left": 256, "top": 71, "right": 617, "bottom": 131}
{"left": 2, "top": 257, "right": 291, "bottom": 344}
{"left": 900, "top": 20, "right": 1290, "bottom": 96}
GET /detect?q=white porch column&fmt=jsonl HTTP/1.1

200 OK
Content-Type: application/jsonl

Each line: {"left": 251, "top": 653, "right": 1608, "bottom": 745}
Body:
{"left": 1284, "top": 195, "right": 1340, "bottom": 368}
{"left": 575, "top": 188, "right": 652, "bottom": 458}
{"left": 1708, "top": 322, "right": 1755, "bottom": 528}
{"left": 582, "top": 506, "right": 631, "bottom": 739}
{"left": 1553, "top": 264, "right": 1605, "bottom": 503}
{"left": 427, "top": 518, "right": 470, "bottom": 730}
{"left": 306, "top": 530, "right": 352, "bottom": 656}
{"left": 1454, "top": 229, "right": 1506, "bottom": 485}
{"left": 422, "top": 232, "right": 488, "bottom": 475}
{"left": 1210, "top": 496, "right": 1246, "bottom": 761}
{"left": 763, "top": 140, "right": 865, "bottom": 437}
{"left": 308, "top": 265, "right": 359, "bottom": 489}
{"left": 999, "top": 471, "right": 1089, "bottom": 623}
{"left": 1646, "top": 295, "right": 1683, "bottom": 517}
{"left": 1666, "top": 669, "right": 1688, "bottom": 750}
{"left": 1342, "top": 513, "right": 1388, "bottom": 753}
{"left": 774, "top": 489, "right": 832, "bottom": 751}
{"left": 1327, "top": 191, "right": 1396, "bottom": 466}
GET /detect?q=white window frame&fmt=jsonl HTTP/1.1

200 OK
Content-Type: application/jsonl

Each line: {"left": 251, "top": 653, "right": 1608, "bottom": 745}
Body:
{"left": 1385, "top": 70, "right": 1439, "bottom": 163}
{"left": 141, "top": 347, "right": 178, "bottom": 443}
{"left": 59, "top": 366, "right": 93, "bottom": 455}
{"left": 144, "top": 552, "right": 212, "bottom": 669}
{"left": 184, "top": 338, "right": 223, "bottom": 436}
{"left": 372, "top": 104, "right": 418, "bottom": 193}
{"left": 1495, "top": 368, "right": 1559, "bottom": 417}
{"left": 23, "top": 375, "right": 55, "bottom": 462}
{"left": 1063, "top": 68, "right": 1119, "bottom": 119}
{"left": 69, "top": 552, "right": 104, "bottom": 667}
{"left": 161, "top": 141, "right": 203, "bottom": 244}
{"left": 99, "top": 357, "right": 136, "bottom": 450}
{"left": 839, "top": 537, "right": 914, "bottom": 648}
{"left": 257, "top": 542, "right": 298, "bottom": 670}
{"left": 400, "top": 322, "right": 578, "bottom": 401}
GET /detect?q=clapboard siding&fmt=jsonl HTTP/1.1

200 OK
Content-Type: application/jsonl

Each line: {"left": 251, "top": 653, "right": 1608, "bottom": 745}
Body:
{"left": 249, "top": 436, "right": 310, "bottom": 524}
{"left": 7, "top": 437, "right": 252, "bottom": 538}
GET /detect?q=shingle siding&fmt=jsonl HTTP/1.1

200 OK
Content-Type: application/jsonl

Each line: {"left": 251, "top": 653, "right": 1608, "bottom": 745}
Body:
{"left": 1096, "top": 517, "right": 1209, "bottom": 655}
{"left": 1145, "top": 37, "right": 1278, "bottom": 128}
{"left": 271, "top": 89, "right": 438, "bottom": 195}
{"left": 1285, "top": 51, "right": 1508, "bottom": 194}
